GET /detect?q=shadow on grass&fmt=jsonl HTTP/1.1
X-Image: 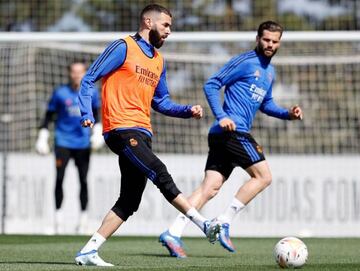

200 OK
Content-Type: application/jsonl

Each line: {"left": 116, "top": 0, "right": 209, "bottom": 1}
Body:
{"left": 135, "top": 252, "right": 228, "bottom": 259}
{"left": 306, "top": 263, "right": 360, "bottom": 269}
{"left": 0, "top": 261, "right": 74, "bottom": 265}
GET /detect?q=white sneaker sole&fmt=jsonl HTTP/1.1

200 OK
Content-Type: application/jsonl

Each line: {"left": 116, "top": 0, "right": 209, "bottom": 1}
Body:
{"left": 75, "top": 253, "right": 114, "bottom": 267}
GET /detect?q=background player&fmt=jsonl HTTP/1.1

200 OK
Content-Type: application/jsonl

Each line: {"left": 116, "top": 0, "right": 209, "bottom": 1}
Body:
{"left": 35, "top": 62, "right": 103, "bottom": 234}
{"left": 159, "top": 21, "right": 303, "bottom": 258}
{"left": 74, "top": 4, "right": 220, "bottom": 266}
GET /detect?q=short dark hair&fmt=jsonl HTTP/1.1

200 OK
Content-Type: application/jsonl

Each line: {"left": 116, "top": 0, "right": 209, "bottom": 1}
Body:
{"left": 257, "top": 21, "right": 283, "bottom": 38}
{"left": 140, "top": 4, "right": 172, "bottom": 21}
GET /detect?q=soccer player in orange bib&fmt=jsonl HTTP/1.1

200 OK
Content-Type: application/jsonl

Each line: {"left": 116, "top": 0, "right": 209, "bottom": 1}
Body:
{"left": 75, "top": 4, "right": 221, "bottom": 266}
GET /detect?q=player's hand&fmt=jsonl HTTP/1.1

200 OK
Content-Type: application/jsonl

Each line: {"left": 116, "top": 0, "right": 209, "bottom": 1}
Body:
{"left": 191, "top": 105, "right": 203, "bottom": 119}
{"left": 219, "top": 117, "right": 236, "bottom": 131}
{"left": 289, "top": 105, "right": 303, "bottom": 120}
{"left": 82, "top": 119, "right": 94, "bottom": 128}
{"left": 35, "top": 128, "right": 50, "bottom": 155}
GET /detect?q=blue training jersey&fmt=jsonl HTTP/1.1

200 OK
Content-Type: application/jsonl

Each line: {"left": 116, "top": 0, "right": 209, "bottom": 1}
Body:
{"left": 204, "top": 49, "right": 290, "bottom": 134}
{"left": 79, "top": 33, "right": 193, "bottom": 138}
{"left": 47, "top": 84, "right": 100, "bottom": 149}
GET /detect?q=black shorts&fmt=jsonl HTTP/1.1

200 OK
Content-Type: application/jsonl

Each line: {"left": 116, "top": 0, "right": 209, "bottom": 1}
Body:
{"left": 205, "top": 132, "right": 266, "bottom": 179}
{"left": 104, "top": 129, "right": 181, "bottom": 220}
{"left": 54, "top": 146, "right": 90, "bottom": 172}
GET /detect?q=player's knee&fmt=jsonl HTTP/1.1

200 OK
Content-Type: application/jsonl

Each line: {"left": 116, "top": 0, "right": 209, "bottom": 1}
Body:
{"left": 259, "top": 173, "right": 272, "bottom": 187}
{"left": 203, "top": 183, "right": 221, "bottom": 200}
{"left": 112, "top": 201, "right": 140, "bottom": 221}
{"left": 153, "top": 166, "right": 181, "bottom": 202}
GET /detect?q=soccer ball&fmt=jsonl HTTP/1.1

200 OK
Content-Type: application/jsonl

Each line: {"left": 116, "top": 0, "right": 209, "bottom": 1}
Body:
{"left": 273, "top": 237, "right": 308, "bottom": 268}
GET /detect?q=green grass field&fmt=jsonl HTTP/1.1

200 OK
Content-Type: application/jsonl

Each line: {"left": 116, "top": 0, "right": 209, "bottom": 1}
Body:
{"left": 0, "top": 235, "right": 359, "bottom": 270}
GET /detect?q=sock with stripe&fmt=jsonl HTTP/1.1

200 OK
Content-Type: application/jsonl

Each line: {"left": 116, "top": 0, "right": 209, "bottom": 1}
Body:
{"left": 217, "top": 197, "right": 245, "bottom": 224}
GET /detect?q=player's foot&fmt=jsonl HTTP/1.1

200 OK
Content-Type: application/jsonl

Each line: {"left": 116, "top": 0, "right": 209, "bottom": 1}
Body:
{"left": 204, "top": 219, "right": 221, "bottom": 244}
{"left": 159, "top": 230, "right": 187, "bottom": 258}
{"left": 218, "top": 223, "right": 235, "bottom": 252}
{"left": 75, "top": 249, "right": 114, "bottom": 266}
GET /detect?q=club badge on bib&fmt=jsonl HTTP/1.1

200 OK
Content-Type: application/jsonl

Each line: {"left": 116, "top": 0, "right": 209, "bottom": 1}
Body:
{"left": 129, "top": 138, "right": 138, "bottom": 147}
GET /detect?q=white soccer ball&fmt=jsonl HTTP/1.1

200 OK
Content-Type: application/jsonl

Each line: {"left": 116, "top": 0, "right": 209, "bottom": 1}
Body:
{"left": 273, "top": 237, "right": 308, "bottom": 268}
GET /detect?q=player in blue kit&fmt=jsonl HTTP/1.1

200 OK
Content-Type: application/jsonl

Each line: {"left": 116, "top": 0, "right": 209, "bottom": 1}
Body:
{"left": 159, "top": 21, "right": 303, "bottom": 258}
{"left": 35, "top": 62, "right": 103, "bottom": 234}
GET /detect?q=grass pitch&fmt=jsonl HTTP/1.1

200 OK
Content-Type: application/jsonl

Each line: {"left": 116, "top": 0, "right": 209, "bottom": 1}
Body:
{"left": 0, "top": 235, "right": 359, "bottom": 270}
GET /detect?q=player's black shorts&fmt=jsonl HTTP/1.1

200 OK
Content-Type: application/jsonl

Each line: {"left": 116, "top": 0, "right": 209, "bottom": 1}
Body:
{"left": 205, "top": 131, "right": 266, "bottom": 179}
{"left": 104, "top": 129, "right": 181, "bottom": 220}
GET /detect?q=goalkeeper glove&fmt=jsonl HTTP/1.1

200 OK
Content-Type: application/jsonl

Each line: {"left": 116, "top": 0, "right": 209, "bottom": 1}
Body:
{"left": 90, "top": 123, "right": 104, "bottom": 150}
{"left": 35, "top": 128, "right": 50, "bottom": 155}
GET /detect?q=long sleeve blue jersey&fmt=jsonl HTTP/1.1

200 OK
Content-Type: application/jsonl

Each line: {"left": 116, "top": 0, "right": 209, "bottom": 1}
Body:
{"left": 47, "top": 84, "right": 100, "bottom": 149}
{"left": 79, "top": 34, "right": 193, "bottom": 137}
{"left": 204, "top": 49, "right": 290, "bottom": 134}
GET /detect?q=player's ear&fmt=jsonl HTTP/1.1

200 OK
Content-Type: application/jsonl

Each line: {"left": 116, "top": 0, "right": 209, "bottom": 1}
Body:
{"left": 144, "top": 16, "right": 152, "bottom": 30}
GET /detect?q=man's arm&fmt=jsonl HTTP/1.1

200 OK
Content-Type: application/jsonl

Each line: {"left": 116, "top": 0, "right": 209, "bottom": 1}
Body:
{"left": 204, "top": 54, "right": 246, "bottom": 121}
{"left": 39, "top": 111, "right": 55, "bottom": 129}
{"left": 89, "top": 88, "right": 105, "bottom": 149}
{"left": 91, "top": 87, "right": 101, "bottom": 123}
{"left": 203, "top": 55, "right": 244, "bottom": 131}
{"left": 259, "top": 86, "right": 291, "bottom": 120}
{"left": 79, "top": 39, "right": 127, "bottom": 127}
{"left": 40, "top": 88, "right": 59, "bottom": 128}
{"left": 35, "top": 90, "right": 58, "bottom": 154}
{"left": 151, "top": 64, "right": 198, "bottom": 118}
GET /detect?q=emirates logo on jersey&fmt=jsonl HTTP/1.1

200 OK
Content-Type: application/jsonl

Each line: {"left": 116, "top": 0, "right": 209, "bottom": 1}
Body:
{"left": 129, "top": 138, "right": 138, "bottom": 147}
{"left": 135, "top": 65, "right": 159, "bottom": 87}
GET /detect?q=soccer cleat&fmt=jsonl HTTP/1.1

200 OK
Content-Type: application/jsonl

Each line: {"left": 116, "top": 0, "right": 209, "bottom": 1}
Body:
{"left": 204, "top": 219, "right": 221, "bottom": 244}
{"left": 159, "top": 230, "right": 187, "bottom": 258}
{"left": 218, "top": 223, "right": 236, "bottom": 252}
{"left": 75, "top": 249, "right": 114, "bottom": 266}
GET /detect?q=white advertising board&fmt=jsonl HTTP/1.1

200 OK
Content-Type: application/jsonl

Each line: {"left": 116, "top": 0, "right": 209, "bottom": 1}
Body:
{"left": 3, "top": 153, "right": 360, "bottom": 237}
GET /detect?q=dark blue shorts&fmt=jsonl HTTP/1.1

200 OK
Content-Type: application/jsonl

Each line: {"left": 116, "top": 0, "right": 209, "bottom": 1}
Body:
{"left": 205, "top": 132, "right": 266, "bottom": 179}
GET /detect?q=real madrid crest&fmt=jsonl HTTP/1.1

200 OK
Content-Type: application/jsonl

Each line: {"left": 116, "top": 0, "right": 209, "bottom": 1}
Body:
{"left": 129, "top": 138, "right": 138, "bottom": 147}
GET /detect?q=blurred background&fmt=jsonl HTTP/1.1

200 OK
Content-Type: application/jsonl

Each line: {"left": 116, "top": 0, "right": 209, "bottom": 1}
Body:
{"left": 0, "top": 0, "right": 360, "bottom": 237}
{"left": 1, "top": 0, "right": 360, "bottom": 31}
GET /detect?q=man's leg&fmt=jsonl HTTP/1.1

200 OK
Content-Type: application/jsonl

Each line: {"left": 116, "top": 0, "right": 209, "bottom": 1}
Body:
{"left": 162, "top": 132, "right": 271, "bottom": 256}
{"left": 75, "top": 160, "right": 145, "bottom": 266}
{"left": 167, "top": 170, "right": 225, "bottom": 236}
{"left": 214, "top": 133, "right": 270, "bottom": 252}
{"left": 73, "top": 148, "right": 90, "bottom": 211}
{"left": 76, "top": 130, "right": 220, "bottom": 265}
{"left": 235, "top": 160, "right": 272, "bottom": 205}
{"left": 75, "top": 132, "right": 147, "bottom": 267}
{"left": 54, "top": 146, "right": 71, "bottom": 234}
{"left": 73, "top": 148, "right": 91, "bottom": 234}
{"left": 217, "top": 160, "right": 272, "bottom": 225}
{"left": 160, "top": 170, "right": 225, "bottom": 258}
{"left": 160, "top": 132, "right": 234, "bottom": 258}
{"left": 159, "top": 133, "right": 234, "bottom": 258}
{"left": 108, "top": 130, "right": 219, "bottom": 237}
{"left": 75, "top": 209, "right": 123, "bottom": 265}
{"left": 215, "top": 160, "right": 271, "bottom": 252}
